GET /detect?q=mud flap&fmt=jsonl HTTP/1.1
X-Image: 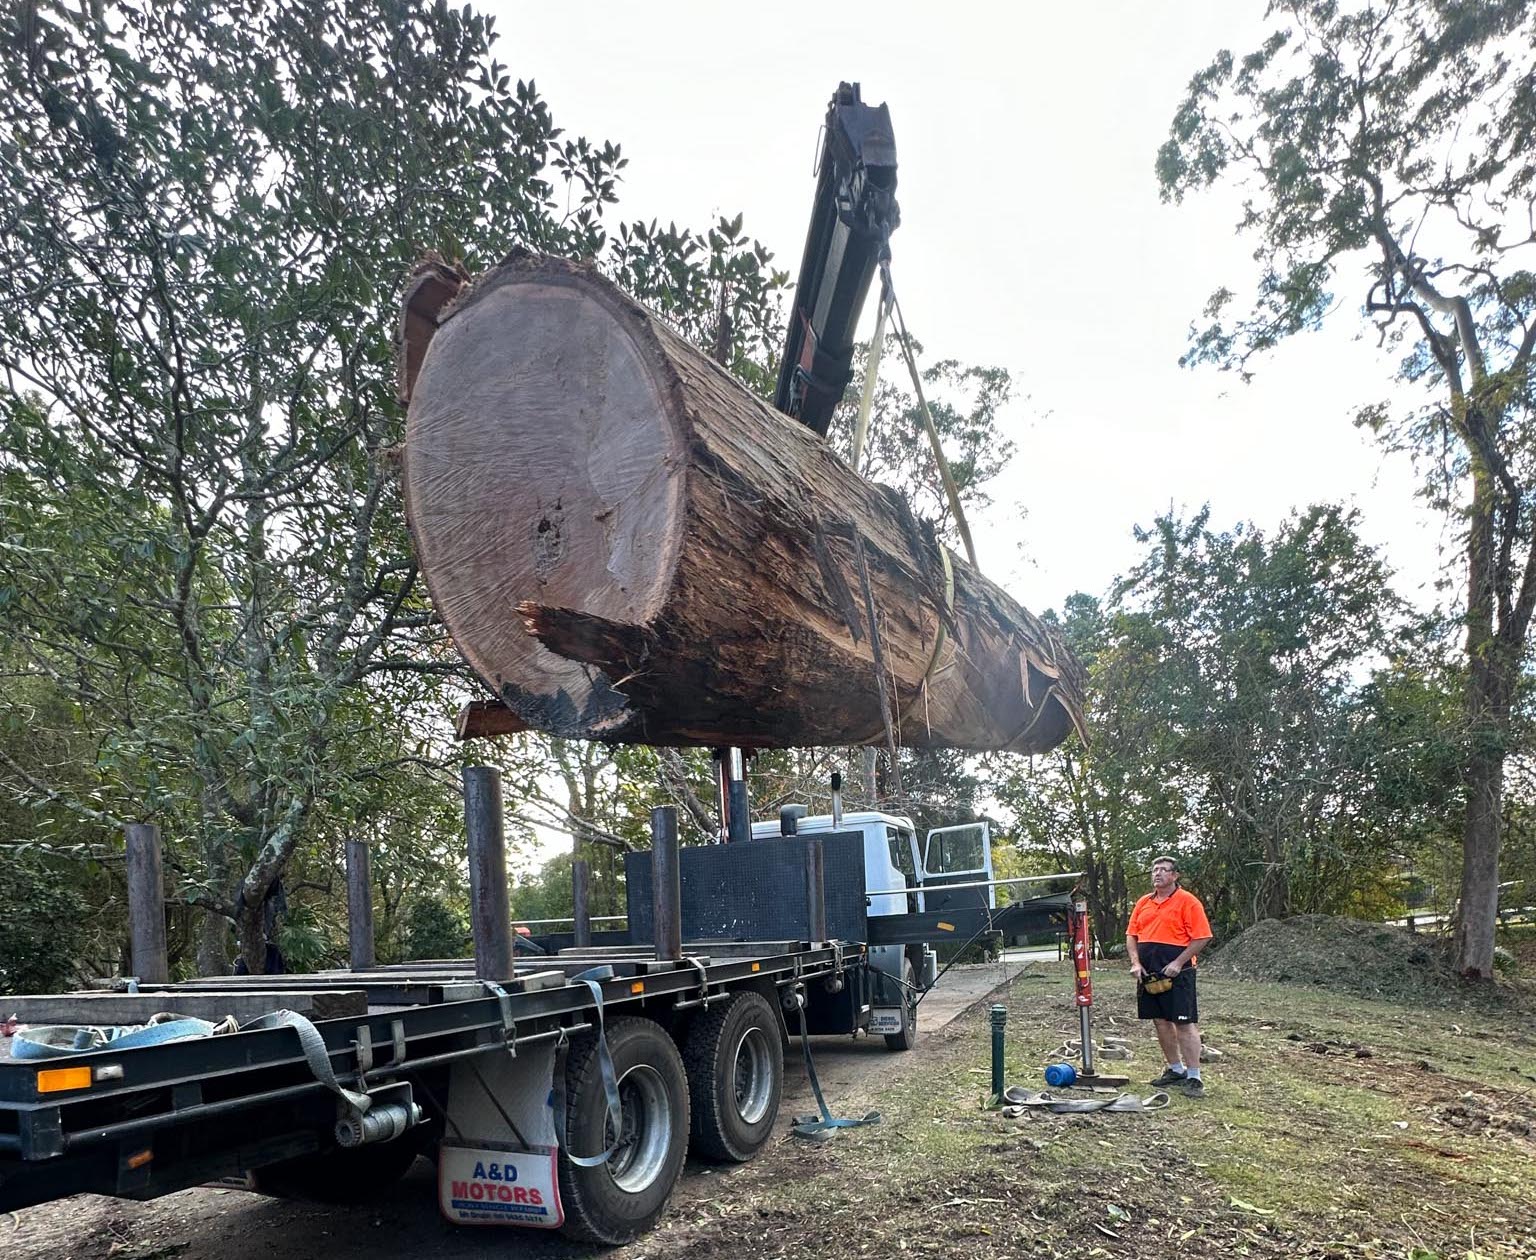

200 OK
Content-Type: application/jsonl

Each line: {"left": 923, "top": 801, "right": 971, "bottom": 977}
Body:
{"left": 439, "top": 1043, "right": 563, "bottom": 1229}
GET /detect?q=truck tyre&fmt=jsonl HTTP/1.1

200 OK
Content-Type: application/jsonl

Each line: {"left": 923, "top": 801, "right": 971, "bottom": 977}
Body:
{"left": 247, "top": 1132, "right": 423, "bottom": 1202}
{"left": 557, "top": 1016, "right": 690, "bottom": 1245}
{"left": 883, "top": 957, "right": 919, "bottom": 1052}
{"left": 682, "top": 991, "right": 784, "bottom": 1162}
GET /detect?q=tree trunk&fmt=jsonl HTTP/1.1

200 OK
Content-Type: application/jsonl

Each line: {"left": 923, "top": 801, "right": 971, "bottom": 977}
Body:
{"left": 1454, "top": 457, "right": 1507, "bottom": 980}
{"left": 1258, "top": 830, "right": 1289, "bottom": 922}
{"left": 1456, "top": 739, "right": 1503, "bottom": 978}
{"left": 400, "top": 251, "right": 1085, "bottom": 755}
{"left": 196, "top": 908, "right": 230, "bottom": 977}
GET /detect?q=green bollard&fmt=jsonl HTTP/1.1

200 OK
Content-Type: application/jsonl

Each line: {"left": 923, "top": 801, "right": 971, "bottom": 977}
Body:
{"left": 990, "top": 1004, "right": 1007, "bottom": 1099}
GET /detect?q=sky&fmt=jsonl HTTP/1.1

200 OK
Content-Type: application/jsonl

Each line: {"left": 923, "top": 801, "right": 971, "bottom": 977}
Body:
{"left": 485, "top": 0, "right": 1455, "bottom": 620}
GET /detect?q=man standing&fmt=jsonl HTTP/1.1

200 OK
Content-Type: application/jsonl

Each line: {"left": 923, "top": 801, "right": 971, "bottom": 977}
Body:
{"left": 1126, "top": 856, "right": 1213, "bottom": 1098}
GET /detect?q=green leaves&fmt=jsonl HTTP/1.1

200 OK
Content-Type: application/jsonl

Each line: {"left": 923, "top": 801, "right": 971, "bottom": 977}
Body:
{"left": 822, "top": 339, "right": 1017, "bottom": 542}
{"left": 0, "top": 851, "right": 89, "bottom": 992}
{"left": 1160, "top": 0, "right": 1536, "bottom": 390}
{"left": 0, "top": 0, "right": 790, "bottom": 973}
{"left": 1000, "top": 503, "right": 1438, "bottom": 936}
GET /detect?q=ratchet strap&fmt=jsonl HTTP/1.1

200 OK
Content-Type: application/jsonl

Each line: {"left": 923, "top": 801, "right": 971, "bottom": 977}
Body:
{"left": 11, "top": 1016, "right": 225, "bottom": 1058}
{"left": 553, "top": 965, "right": 623, "bottom": 1167}
{"left": 243, "top": 1009, "right": 373, "bottom": 1114}
{"left": 790, "top": 1012, "right": 881, "bottom": 1142}
{"left": 998, "top": 1084, "right": 1169, "bottom": 1117}
{"left": 13, "top": 1008, "right": 370, "bottom": 1116}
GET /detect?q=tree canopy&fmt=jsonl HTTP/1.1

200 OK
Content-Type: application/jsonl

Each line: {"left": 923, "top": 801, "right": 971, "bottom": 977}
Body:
{"left": 997, "top": 504, "right": 1448, "bottom": 940}
{"left": 0, "top": 0, "right": 783, "bottom": 971}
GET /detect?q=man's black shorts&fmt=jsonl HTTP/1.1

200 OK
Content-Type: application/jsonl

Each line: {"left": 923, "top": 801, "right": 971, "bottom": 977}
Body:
{"left": 1136, "top": 941, "right": 1198, "bottom": 1023}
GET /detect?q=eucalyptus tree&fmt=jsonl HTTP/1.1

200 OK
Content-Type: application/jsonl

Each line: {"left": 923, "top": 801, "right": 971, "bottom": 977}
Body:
{"left": 1158, "top": 0, "right": 1536, "bottom": 975}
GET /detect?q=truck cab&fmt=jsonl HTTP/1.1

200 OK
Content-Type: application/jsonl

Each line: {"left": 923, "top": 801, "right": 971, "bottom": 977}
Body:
{"left": 748, "top": 811, "right": 996, "bottom": 916}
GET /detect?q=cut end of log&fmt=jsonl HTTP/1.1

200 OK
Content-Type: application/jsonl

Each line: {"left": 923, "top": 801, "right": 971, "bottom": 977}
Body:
{"left": 402, "top": 253, "right": 686, "bottom": 738}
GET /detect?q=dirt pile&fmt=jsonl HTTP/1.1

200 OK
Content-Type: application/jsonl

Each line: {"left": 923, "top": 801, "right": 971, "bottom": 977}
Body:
{"left": 1205, "top": 914, "right": 1469, "bottom": 1004}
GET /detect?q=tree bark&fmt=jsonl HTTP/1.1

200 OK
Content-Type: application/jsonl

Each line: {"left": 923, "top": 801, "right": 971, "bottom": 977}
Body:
{"left": 195, "top": 908, "right": 230, "bottom": 977}
{"left": 400, "top": 251, "right": 1086, "bottom": 754}
{"left": 1454, "top": 450, "right": 1508, "bottom": 980}
{"left": 861, "top": 746, "right": 879, "bottom": 805}
{"left": 1456, "top": 737, "right": 1504, "bottom": 978}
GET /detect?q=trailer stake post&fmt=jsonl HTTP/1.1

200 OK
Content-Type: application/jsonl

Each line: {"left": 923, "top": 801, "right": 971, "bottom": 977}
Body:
{"left": 125, "top": 822, "right": 169, "bottom": 984}
{"left": 464, "top": 766, "right": 515, "bottom": 980}
{"left": 651, "top": 805, "right": 682, "bottom": 961}
{"left": 346, "top": 838, "right": 375, "bottom": 971}
{"left": 572, "top": 858, "right": 592, "bottom": 949}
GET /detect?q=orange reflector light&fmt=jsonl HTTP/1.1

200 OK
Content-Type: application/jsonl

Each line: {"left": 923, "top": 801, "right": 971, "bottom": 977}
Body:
{"left": 630, "top": 981, "right": 645, "bottom": 995}
{"left": 127, "top": 1148, "right": 154, "bottom": 1170}
{"left": 750, "top": 963, "right": 761, "bottom": 972}
{"left": 937, "top": 921, "right": 955, "bottom": 932}
{"left": 37, "top": 1066, "right": 92, "bottom": 1094}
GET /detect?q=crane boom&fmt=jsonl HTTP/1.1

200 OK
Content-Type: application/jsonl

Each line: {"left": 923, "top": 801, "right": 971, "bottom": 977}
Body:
{"left": 773, "top": 82, "right": 900, "bottom": 435}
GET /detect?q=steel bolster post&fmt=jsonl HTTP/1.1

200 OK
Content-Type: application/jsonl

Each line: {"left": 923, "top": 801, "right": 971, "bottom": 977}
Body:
{"left": 651, "top": 805, "right": 682, "bottom": 961}
{"left": 125, "top": 822, "right": 169, "bottom": 985}
{"left": 464, "top": 766, "right": 515, "bottom": 981}
{"left": 726, "top": 747, "right": 750, "bottom": 845}
{"left": 346, "top": 838, "right": 375, "bottom": 972}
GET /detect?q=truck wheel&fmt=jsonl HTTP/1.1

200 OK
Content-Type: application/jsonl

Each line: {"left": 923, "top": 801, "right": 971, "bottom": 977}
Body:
{"left": 682, "top": 991, "right": 784, "bottom": 1162}
{"left": 557, "top": 1016, "right": 690, "bottom": 1245}
{"left": 248, "top": 1132, "right": 423, "bottom": 1202}
{"left": 883, "top": 958, "right": 919, "bottom": 1052}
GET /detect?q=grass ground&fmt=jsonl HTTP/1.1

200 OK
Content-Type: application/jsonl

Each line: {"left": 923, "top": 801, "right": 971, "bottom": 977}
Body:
{"left": 647, "top": 960, "right": 1536, "bottom": 1260}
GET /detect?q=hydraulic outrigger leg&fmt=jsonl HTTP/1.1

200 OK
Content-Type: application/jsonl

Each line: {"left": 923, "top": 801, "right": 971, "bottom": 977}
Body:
{"left": 1068, "top": 894, "right": 1129, "bottom": 1089}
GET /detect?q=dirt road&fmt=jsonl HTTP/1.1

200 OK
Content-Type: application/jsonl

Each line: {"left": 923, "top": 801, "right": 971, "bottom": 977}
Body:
{"left": 4, "top": 963, "right": 1023, "bottom": 1260}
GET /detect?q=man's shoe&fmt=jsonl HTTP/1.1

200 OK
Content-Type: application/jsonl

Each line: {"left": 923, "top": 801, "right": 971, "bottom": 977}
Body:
{"left": 1149, "top": 1067, "right": 1188, "bottom": 1087}
{"left": 1179, "top": 1077, "right": 1207, "bottom": 1099}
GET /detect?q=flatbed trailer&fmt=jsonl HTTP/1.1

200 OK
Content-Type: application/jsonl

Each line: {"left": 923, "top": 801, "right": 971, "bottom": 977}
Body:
{"left": 2, "top": 793, "right": 1068, "bottom": 1245}
{"left": 2, "top": 941, "right": 849, "bottom": 1243}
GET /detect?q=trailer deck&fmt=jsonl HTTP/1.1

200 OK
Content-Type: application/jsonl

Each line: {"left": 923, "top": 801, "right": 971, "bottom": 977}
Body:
{"left": 0, "top": 942, "right": 846, "bottom": 1215}
{"left": 2, "top": 793, "right": 1073, "bottom": 1243}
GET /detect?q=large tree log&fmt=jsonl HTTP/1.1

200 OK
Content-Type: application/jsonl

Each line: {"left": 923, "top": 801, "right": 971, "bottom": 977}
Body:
{"left": 400, "top": 251, "right": 1085, "bottom": 753}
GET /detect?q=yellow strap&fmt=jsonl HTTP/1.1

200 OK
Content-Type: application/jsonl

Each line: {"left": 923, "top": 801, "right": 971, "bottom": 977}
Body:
{"left": 890, "top": 290, "right": 977, "bottom": 569}
{"left": 849, "top": 264, "right": 975, "bottom": 745}
{"left": 850, "top": 294, "right": 890, "bottom": 476}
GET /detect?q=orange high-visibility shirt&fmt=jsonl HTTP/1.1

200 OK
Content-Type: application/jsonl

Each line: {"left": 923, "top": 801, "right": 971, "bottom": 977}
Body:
{"left": 1127, "top": 888, "right": 1212, "bottom": 957}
